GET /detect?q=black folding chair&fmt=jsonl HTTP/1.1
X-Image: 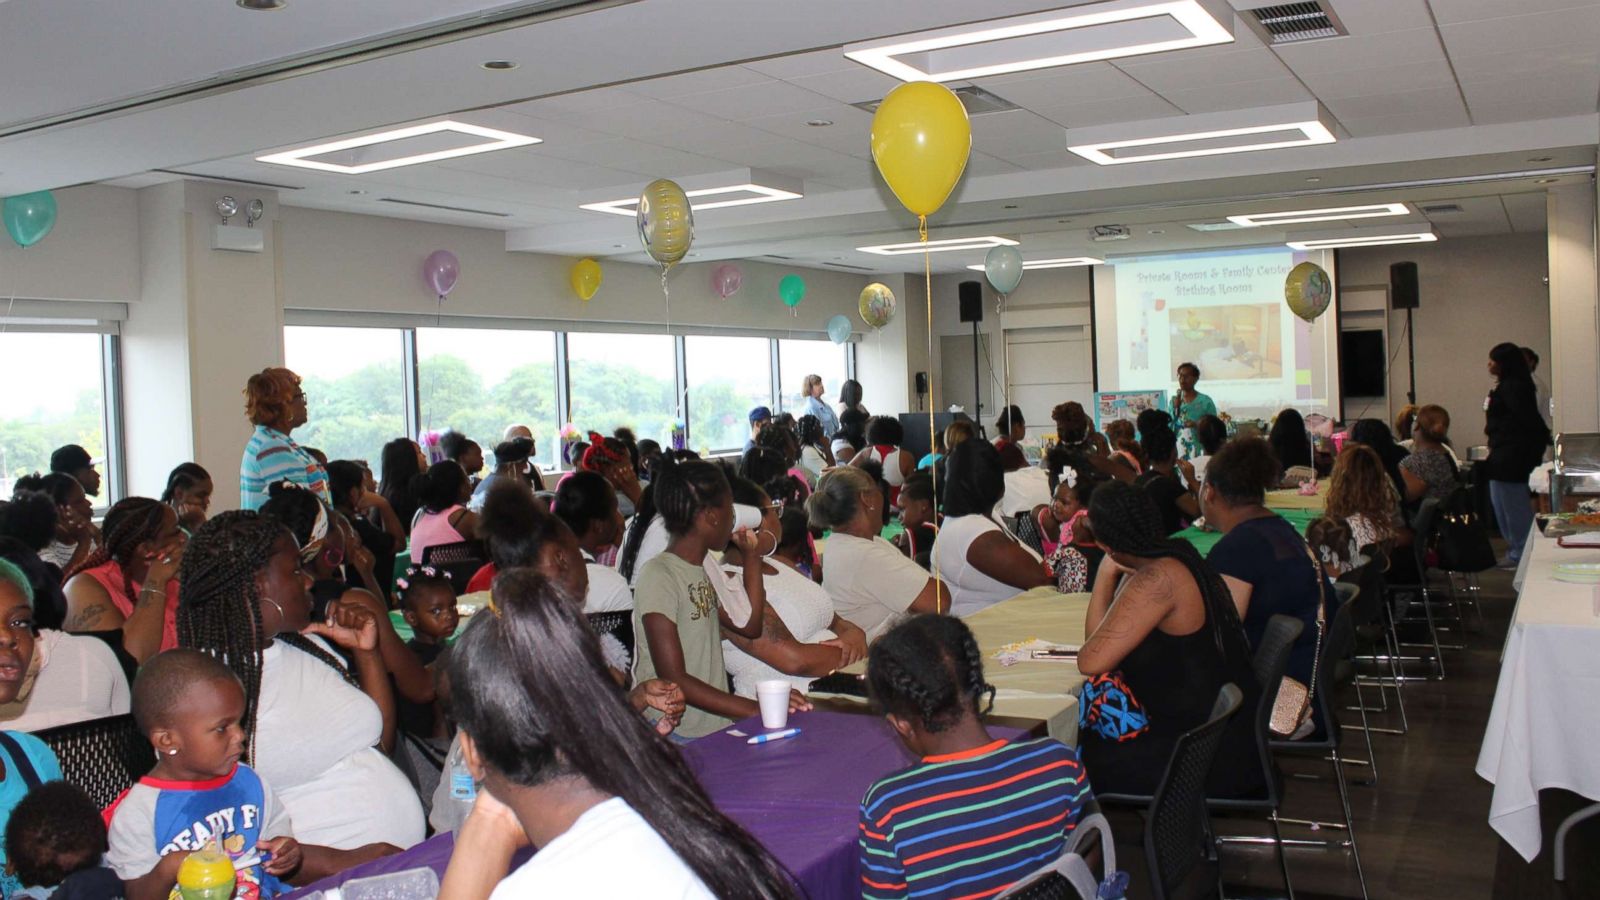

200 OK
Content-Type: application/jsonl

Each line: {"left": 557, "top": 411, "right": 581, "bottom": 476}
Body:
{"left": 34, "top": 714, "right": 154, "bottom": 809}
{"left": 421, "top": 540, "right": 489, "bottom": 595}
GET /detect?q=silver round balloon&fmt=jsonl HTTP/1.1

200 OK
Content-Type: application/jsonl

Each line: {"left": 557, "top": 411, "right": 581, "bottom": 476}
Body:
{"left": 636, "top": 179, "right": 694, "bottom": 271}
{"left": 215, "top": 196, "right": 239, "bottom": 223}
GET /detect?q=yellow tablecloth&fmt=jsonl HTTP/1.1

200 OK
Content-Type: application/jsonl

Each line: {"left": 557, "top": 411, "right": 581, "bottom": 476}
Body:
{"left": 832, "top": 587, "right": 1089, "bottom": 743}
{"left": 1264, "top": 481, "right": 1327, "bottom": 511}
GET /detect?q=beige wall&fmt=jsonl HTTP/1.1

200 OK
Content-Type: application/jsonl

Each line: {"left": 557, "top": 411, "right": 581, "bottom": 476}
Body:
{"left": 0, "top": 184, "right": 140, "bottom": 305}
{"left": 1336, "top": 231, "right": 1551, "bottom": 447}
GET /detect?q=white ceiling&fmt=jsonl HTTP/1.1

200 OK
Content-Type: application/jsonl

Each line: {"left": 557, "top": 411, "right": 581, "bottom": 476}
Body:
{"left": 8, "top": 0, "right": 1600, "bottom": 273}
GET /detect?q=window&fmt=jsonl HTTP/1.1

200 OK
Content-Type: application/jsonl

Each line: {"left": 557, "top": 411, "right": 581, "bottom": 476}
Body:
{"left": 417, "top": 327, "right": 559, "bottom": 471}
{"left": 566, "top": 333, "right": 678, "bottom": 457}
{"left": 284, "top": 326, "right": 407, "bottom": 470}
{"left": 685, "top": 335, "right": 774, "bottom": 454}
{"left": 0, "top": 332, "right": 112, "bottom": 498}
{"left": 778, "top": 338, "right": 851, "bottom": 420}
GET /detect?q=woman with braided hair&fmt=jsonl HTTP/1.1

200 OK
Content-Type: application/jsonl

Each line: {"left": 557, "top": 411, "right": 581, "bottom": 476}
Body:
{"left": 1076, "top": 480, "right": 1262, "bottom": 798}
{"left": 177, "top": 511, "right": 424, "bottom": 851}
{"left": 62, "top": 498, "right": 184, "bottom": 664}
{"left": 857, "top": 615, "right": 1092, "bottom": 899}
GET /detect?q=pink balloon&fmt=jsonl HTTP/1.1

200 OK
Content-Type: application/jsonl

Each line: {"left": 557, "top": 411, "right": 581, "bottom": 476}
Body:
{"left": 711, "top": 263, "right": 742, "bottom": 299}
{"left": 423, "top": 250, "right": 460, "bottom": 298}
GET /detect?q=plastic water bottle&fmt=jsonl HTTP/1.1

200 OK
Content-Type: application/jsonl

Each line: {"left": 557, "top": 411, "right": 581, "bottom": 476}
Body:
{"left": 1096, "top": 871, "right": 1130, "bottom": 899}
{"left": 443, "top": 735, "right": 477, "bottom": 830}
{"left": 175, "top": 838, "right": 236, "bottom": 900}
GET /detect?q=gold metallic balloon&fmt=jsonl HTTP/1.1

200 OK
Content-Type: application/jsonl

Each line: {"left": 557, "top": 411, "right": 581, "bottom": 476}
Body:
{"left": 636, "top": 179, "right": 694, "bottom": 271}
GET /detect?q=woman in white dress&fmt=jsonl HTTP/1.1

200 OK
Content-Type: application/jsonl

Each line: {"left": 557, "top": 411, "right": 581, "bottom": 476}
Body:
{"left": 176, "top": 511, "right": 423, "bottom": 851}
{"left": 932, "top": 441, "right": 1053, "bottom": 617}
{"left": 437, "top": 570, "right": 798, "bottom": 900}
{"left": 719, "top": 479, "right": 866, "bottom": 696}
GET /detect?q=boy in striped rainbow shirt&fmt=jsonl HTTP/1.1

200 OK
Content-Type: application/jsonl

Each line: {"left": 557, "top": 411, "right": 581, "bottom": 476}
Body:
{"left": 858, "top": 616, "right": 1093, "bottom": 899}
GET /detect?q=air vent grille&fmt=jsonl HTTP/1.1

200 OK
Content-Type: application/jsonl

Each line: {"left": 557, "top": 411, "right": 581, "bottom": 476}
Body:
{"left": 823, "top": 261, "right": 875, "bottom": 272}
{"left": 377, "top": 198, "right": 510, "bottom": 217}
{"left": 1243, "top": 2, "right": 1348, "bottom": 45}
{"left": 852, "top": 85, "right": 1018, "bottom": 117}
{"left": 1418, "top": 203, "right": 1463, "bottom": 215}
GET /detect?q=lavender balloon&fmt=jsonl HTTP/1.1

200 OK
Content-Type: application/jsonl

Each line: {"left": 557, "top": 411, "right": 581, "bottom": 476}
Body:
{"left": 423, "top": 250, "right": 460, "bottom": 298}
{"left": 711, "top": 263, "right": 743, "bottom": 299}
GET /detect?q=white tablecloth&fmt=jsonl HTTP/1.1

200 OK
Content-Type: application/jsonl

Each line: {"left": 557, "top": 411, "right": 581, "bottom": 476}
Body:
{"left": 1477, "top": 525, "right": 1600, "bottom": 861}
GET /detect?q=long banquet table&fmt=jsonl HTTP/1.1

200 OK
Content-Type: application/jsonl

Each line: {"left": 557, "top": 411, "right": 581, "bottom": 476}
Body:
{"left": 284, "top": 710, "right": 1022, "bottom": 899}
{"left": 1477, "top": 524, "right": 1600, "bottom": 865}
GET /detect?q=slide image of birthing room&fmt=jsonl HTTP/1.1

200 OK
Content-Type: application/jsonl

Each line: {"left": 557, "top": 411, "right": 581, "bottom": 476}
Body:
{"left": 1169, "top": 304, "right": 1282, "bottom": 380}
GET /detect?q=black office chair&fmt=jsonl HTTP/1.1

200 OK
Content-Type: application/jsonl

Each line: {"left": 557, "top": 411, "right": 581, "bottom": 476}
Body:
{"left": 1146, "top": 684, "right": 1245, "bottom": 900}
{"left": 34, "top": 714, "right": 154, "bottom": 809}
{"left": 421, "top": 539, "right": 489, "bottom": 594}
{"left": 1385, "top": 497, "right": 1448, "bottom": 678}
{"left": 1341, "top": 549, "right": 1408, "bottom": 738}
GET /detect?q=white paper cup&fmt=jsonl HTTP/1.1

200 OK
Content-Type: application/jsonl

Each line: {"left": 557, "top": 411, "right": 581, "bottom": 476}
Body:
{"left": 756, "top": 680, "right": 790, "bottom": 730}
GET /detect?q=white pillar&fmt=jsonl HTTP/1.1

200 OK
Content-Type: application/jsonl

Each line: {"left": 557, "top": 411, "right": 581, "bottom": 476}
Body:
{"left": 1547, "top": 182, "right": 1600, "bottom": 434}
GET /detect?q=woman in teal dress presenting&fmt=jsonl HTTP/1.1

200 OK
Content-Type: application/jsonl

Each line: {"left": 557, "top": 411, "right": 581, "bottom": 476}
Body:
{"left": 1173, "top": 362, "right": 1217, "bottom": 459}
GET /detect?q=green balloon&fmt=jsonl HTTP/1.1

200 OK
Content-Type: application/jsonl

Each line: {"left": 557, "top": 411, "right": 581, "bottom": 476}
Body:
{"left": 779, "top": 274, "right": 806, "bottom": 308}
{"left": 2, "top": 190, "right": 57, "bottom": 248}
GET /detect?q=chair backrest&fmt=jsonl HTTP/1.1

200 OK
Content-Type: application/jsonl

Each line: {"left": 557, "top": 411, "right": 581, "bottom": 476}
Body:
{"left": 1312, "top": 598, "right": 1359, "bottom": 740}
{"left": 1146, "top": 683, "right": 1244, "bottom": 900}
{"left": 1337, "top": 551, "right": 1386, "bottom": 630}
{"left": 586, "top": 611, "right": 636, "bottom": 661}
{"left": 421, "top": 540, "right": 488, "bottom": 594}
{"left": 33, "top": 714, "right": 154, "bottom": 809}
{"left": 1247, "top": 615, "right": 1302, "bottom": 801}
{"left": 1410, "top": 497, "right": 1442, "bottom": 574}
{"left": 996, "top": 812, "right": 1117, "bottom": 900}
{"left": 1333, "top": 582, "right": 1359, "bottom": 610}
{"left": 1010, "top": 512, "right": 1047, "bottom": 556}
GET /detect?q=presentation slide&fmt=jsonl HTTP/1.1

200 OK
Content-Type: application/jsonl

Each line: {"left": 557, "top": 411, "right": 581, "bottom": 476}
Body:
{"left": 1093, "top": 246, "right": 1339, "bottom": 423}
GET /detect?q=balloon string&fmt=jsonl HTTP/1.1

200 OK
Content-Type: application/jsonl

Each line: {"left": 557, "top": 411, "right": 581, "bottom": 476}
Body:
{"left": 919, "top": 213, "right": 944, "bottom": 614}
{"left": 421, "top": 293, "right": 443, "bottom": 440}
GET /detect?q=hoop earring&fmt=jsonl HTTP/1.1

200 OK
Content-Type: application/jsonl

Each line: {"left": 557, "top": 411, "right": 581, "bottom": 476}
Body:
{"left": 263, "top": 597, "right": 286, "bottom": 621}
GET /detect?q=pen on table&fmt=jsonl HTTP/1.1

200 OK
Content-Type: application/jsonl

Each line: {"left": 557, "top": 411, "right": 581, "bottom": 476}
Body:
{"left": 747, "top": 728, "right": 801, "bottom": 745}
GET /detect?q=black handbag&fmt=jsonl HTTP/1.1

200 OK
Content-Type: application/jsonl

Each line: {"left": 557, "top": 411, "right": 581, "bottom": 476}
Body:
{"left": 1434, "top": 486, "right": 1497, "bottom": 573}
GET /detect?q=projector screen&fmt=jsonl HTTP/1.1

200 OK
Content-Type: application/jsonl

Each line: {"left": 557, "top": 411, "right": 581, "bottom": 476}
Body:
{"left": 1093, "top": 246, "right": 1340, "bottom": 424}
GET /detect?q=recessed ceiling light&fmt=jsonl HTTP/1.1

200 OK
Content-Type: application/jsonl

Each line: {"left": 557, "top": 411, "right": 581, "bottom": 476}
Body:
{"left": 1530, "top": 156, "right": 1554, "bottom": 162}
{"left": 844, "top": 0, "right": 1233, "bottom": 82}
{"left": 481, "top": 60, "right": 518, "bottom": 71}
{"left": 1229, "top": 202, "right": 1409, "bottom": 227}
{"left": 1004, "top": 204, "right": 1019, "bottom": 209}
{"left": 257, "top": 120, "right": 541, "bottom": 174}
{"left": 1066, "top": 102, "right": 1335, "bottom": 165}
{"left": 1286, "top": 225, "right": 1436, "bottom": 251}
{"left": 1536, "top": 177, "right": 1559, "bottom": 184}
{"left": 581, "top": 176, "right": 803, "bottom": 216}
{"left": 966, "top": 255, "right": 1102, "bottom": 271}
{"left": 859, "top": 235, "right": 1019, "bottom": 256}
{"left": 806, "top": 119, "right": 833, "bottom": 127}
{"left": 1148, "top": 229, "right": 1165, "bottom": 235}
{"left": 237, "top": 0, "right": 287, "bottom": 9}
{"left": 346, "top": 190, "right": 367, "bottom": 195}
{"left": 1305, "top": 176, "right": 1322, "bottom": 183}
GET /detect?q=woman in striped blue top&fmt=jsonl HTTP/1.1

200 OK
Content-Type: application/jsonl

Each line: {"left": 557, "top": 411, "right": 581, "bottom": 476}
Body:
{"left": 858, "top": 616, "right": 1093, "bottom": 900}
{"left": 239, "top": 367, "right": 329, "bottom": 511}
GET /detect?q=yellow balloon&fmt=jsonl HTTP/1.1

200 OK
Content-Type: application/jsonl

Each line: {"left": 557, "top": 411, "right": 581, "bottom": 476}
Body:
{"left": 636, "top": 179, "right": 694, "bottom": 271}
{"left": 870, "top": 82, "right": 972, "bottom": 218}
{"left": 570, "top": 258, "right": 602, "bottom": 301}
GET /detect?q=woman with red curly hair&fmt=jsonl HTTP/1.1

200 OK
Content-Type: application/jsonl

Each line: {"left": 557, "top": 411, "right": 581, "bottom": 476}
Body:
{"left": 240, "top": 367, "right": 329, "bottom": 511}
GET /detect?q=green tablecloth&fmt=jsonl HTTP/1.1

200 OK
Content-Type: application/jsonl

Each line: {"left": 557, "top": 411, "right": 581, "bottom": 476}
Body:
{"left": 1177, "top": 507, "right": 1321, "bottom": 556}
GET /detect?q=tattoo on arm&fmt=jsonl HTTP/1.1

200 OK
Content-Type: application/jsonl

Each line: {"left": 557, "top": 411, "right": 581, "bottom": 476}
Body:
{"left": 64, "top": 603, "right": 110, "bottom": 631}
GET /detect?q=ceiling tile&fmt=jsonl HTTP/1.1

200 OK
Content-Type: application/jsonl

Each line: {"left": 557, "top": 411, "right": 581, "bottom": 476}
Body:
{"left": 1113, "top": 48, "right": 1296, "bottom": 92}
{"left": 504, "top": 86, "right": 649, "bottom": 120}
{"left": 533, "top": 99, "right": 735, "bottom": 140}
{"left": 1031, "top": 94, "right": 1184, "bottom": 129}
{"left": 536, "top": 139, "right": 740, "bottom": 178}
{"left": 998, "top": 148, "right": 1093, "bottom": 171}
{"left": 1336, "top": 105, "right": 1474, "bottom": 137}
{"left": 626, "top": 65, "right": 772, "bottom": 100}
{"left": 1292, "top": 59, "right": 1460, "bottom": 101}
{"left": 965, "top": 152, "right": 1024, "bottom": 177}
{"left": 1468, "top": 97, "right": 1598, "bottom": 125}
{"left": 1461, "top": 75, "right": 1598, "bottom": 117}
{"left": 1438, "top": 5, "right": 1600, "bottom": 56}
{"left": 969, "top": 110, "right": 1069, "bottom": 158}
{"left": 975, "top": 63, "right": 1155, "bottom": 107}
{"left": 784, "top": 67, "right": 903, "bottom": 104}
{"left": 1431, "top": 0, "right": 1600, "bottom": 26}
{"left": 432, "top": 151, "right": 642, "bottom": 191}
{"left": 1449, "top": 43, "right": 1600, "bottom": 84}
{"left": 718, "top": 140, "right": 865, "bottom": 172}
{"left": 1321, "top": 0, "right": 1439, "bottom": 34}
{"left": 1321, "top": 86, "right": 1468, "bottom": 121}
{"left": 743, "top": 103, "right": 874, "bottom": 144}
{"left": 1499, "top": 192, "right": 1549, "bottom": 232}
{"left": 664, "top": 79, "right": 837, "bottom": 120}
{"left": 1160, "top": 77, "right": 1315, "bottom": 114}
{"left": 742, "top": 49, "right": 857, "bottom": 80}
{"left": 1273, "top": 28, "right": 1445, "bottom": 75}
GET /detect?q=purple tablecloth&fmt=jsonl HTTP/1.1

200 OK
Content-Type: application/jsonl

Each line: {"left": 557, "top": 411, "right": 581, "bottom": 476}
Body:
{"left": 286, "top": 711, "right": 1022, "bottom": 898}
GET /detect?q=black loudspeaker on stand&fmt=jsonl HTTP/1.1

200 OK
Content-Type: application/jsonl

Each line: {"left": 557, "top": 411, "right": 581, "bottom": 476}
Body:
{"left": 1390, "top": 261, "right": 1419, "bottom": 405}
{"left": 958, "top": 281, "right": 985, "bottom": 435}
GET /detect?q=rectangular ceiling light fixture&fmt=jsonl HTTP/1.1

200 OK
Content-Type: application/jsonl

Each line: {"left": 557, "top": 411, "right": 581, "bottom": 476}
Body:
{"left": 1066, "top": 101, "right": 1335, "bottom": 165}
{"left": 1229, "top": 202, "right": 1409, "bottom": 227}
{"left": 1285, "top": 225, "right": 1436, "bottom": 251}
{"left": 858, "top": 236, "right": 1019, "bottom": 256}
{"left": 844, "top": 0, "right": 1233, "bottom": 82}
{"left": 965, "top": 256, "right": 1103, "bottom": 270}
{"left": 580, "top": 169, "right": 803, "bottom": 216}
{"left": 257, "top": 120, "right": 541, "bottom": 174}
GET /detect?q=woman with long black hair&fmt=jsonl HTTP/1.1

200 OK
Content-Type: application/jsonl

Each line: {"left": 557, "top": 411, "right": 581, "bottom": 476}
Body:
{"left": 1484, "top": 341, "right": 1551, "bottom": 565}
{"left": 378, "top": 438, "right": 427, "bottom": 535}
{"left": 1267, "top": 407, "right": 1314, "bottom": 484}
{"left": 438, "top": 570, "right": 798, "bottom": 899}
{"left": 1077, "top": 480, "right": 1262, "bottom": 798}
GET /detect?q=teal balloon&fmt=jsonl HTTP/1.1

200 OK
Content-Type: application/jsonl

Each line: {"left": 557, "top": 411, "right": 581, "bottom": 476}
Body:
{"left": 779, "top": 274, "right": 806, "bottom": 308}
{"left": 2, "top": 191, "right": 57, "bottom": 248}
{"left": 984, "top": 244, "right": 1023, "bottom": 295}
{"left": 827, "top": 315, "right": 852, "bottom": 345}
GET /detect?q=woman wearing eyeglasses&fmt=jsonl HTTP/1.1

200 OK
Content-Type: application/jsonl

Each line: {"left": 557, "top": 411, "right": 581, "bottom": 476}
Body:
{"left": 240, "top": 367, "right": 329, "bottom": 511}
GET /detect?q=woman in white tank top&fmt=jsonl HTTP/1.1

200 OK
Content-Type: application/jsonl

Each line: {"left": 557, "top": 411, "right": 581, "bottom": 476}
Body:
{"left": 931, "top": 441, "right": 1053, "bottom": 616}
{"left": 851, "top": 416, "right": 915, "bottom": 504}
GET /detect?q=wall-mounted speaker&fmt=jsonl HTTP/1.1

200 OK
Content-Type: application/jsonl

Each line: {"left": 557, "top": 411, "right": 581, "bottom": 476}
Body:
{"left": 1390, "top": 261, "right": 1419, "bottom": 310}
{"left": 958, "top": 280, "right": 984, "bottom": 323}
{"left": 914, "top": 371, "right": 929, "bottom": 395}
